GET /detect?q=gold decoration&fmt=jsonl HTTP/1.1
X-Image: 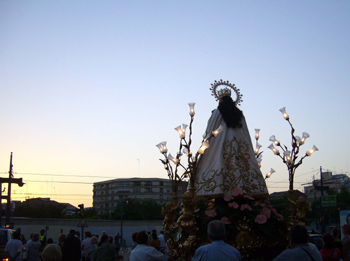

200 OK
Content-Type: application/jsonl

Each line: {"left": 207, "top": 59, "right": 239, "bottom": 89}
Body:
{"left": 289, "top": 196, "right": 311, "bottom": 226}
{"left": 177, "top": 190, "right": 199, "bottom": 257}
{"left": 162, "top": 201, "right": 178, "bottom": 232}
{"left": 195, "top": 137, "right": 267, "bottom": 197}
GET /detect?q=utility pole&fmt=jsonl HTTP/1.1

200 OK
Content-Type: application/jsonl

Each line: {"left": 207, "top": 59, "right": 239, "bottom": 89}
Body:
{"left": 320, "top": 166, "right": 325, "bottom": 235}
{"left": 6, "top": 153, "right": 13, "bottom": 225}
{"left": 0, "top": 153, "right": 25, "bottom": 226}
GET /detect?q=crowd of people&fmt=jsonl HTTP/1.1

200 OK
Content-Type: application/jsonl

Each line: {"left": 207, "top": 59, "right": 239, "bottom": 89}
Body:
{"left": 274, "top": 224, "right": 350, "bottom": 261}
{"left": 4, "top": 222, "right": 350, "bottom": 261}
{"left": 4, "top": 228, "right": 121, "bottom": 261}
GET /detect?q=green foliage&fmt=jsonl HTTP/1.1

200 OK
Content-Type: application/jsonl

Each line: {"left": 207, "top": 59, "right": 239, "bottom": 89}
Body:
{"left": 14, "top": 203, "right": 65, "bottom": 218}
{"left": 84, "top": 208, "right": 98, "bottom": 219}
{"left": 110, "top": 199, "right": 164, "bottom": 220}
{"left": 337, "top": 186, "right": 350, "bottom": 209}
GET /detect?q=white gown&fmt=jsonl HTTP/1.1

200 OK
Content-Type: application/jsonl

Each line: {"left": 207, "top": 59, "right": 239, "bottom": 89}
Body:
{"left": 194, "top": 109, "right": 268, "bottom": 198}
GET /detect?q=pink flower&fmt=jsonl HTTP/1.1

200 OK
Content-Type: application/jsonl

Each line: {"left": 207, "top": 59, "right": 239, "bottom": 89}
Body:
{"left": 255, "top": 214, "right": 267, "bottom": 224}
{"left": 244, "top": 195, "right": 255, "bottom": 200}
{"left": 260, "top": 208, "right": 271, "bottom": 219}
{"left": 224, "top": 194, "right": 233, "bottom": 201}
{"left": 232, "top": 187, "right": 243, "bottom": 197}
{"left": 205, "top": 209, "right": 217, "bottom": 217}
{"left": 221, "top": 216, "right": 232, "bottom": 225}
{"left": 240, "top": 204, "right": 252, "bottom": 211}
{"left": 228, "top": 202, "right": 239, "bottom": 209}
{"left": 194, "top": 208, "right": 200, "bottom": 213}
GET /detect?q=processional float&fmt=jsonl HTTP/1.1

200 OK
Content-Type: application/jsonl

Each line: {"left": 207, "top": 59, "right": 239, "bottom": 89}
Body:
{"left": 156, "top": 80, "right": 318, "bottom": 260}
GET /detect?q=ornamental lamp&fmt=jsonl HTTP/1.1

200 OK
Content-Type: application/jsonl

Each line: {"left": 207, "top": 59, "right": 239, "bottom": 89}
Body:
{"left": 255, "top": 129, "right": 260, "bottom": 140}
{"left": 255, "top": 143, "right": 262, "bottom": 155}
{"left": 198, "top": 140, "right": 210, "bottom": 154}
{"left": 265, "top": 168, "right": 275, "bottom": 179}
{"left": 306, "top": 145, "right": 318, "bottom": 156}
{"left": 168, "top": 153, "right": 179, "bottom": 164}
{"left": 212, "top": 125, "right": 224, "bottom": 137}
{"left": 284, "top": 150, "right": 292, "bottom": 164}
{"left": 269, "top": 135, "right": 280, "bottom": 146}
{"left": 156, "top": 141, "right": 168, "bottom": 154}
{"left": 294, "top": 136, "right": 301, "bottom": 145}
{"left": 268, "top": 143, "right": 280, "bottom": 155}
{"left": 188, "top": 102, "right": 195, "bottom": 116}
{"left": 300, "top": 132, "right": 310, "bottom": 145}
{"left": 279, "top": 107, "right": 289, "bottom": 120}
{"left": 257, "top": 156, "right": 262, "bottom": 168}
{"left": 175, "top": 124, "right": 188, "bottom": 139}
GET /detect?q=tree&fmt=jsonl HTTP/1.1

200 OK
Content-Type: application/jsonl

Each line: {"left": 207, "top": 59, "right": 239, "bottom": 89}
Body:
{"left": 110, "top": 199, "right": 164, "bottom": 220}
{"left": 14, "top": 203, "right": 65, "bottom": 218}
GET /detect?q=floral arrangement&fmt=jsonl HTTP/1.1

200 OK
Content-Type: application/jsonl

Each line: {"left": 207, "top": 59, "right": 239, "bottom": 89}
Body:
{"left": 169, "top": 187, "right": 288, "bottom": 259}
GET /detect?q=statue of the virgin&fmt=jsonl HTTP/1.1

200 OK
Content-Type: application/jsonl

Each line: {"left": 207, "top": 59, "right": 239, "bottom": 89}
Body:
{"left": 194, "top": 80, "right": 268, "bottom": 199}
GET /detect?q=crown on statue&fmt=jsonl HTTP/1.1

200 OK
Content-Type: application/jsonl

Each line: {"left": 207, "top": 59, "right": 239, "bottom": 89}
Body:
{"left": 210, "top": 79, "right": 243, "bottom": 105}
{"left": 217, "top": 88, "right": 231, "bottom": 99}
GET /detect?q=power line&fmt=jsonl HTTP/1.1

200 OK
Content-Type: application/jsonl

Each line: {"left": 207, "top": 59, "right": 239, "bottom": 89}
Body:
{"left": 0, "top": 171, "right": 116, "bottom": 179}
{"left": 25, "top": 180, "right": 93, "bottom": 185}
{"left": 12, "top": 192, "right": 92, "bottom": 197}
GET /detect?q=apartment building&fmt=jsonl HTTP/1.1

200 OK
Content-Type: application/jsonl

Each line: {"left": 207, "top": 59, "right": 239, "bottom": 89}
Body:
{"left": 93, "top": 178, "right": 188, "bottom": 216}
{"left": 304, "top": 171, "right": 349, "bottom": 202}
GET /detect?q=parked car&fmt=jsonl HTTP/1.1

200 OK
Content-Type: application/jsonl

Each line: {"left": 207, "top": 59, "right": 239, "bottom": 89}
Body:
{"left": 309, "top": 234, "right": 323, "bottom": 250}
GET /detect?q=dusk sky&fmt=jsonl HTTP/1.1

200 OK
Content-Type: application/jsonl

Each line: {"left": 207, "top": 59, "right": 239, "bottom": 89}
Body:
{"left": 1, "top": 1, "right": 349, "bottom": 207}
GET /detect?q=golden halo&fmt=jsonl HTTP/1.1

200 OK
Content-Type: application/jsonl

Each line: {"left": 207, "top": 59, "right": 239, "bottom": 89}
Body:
{"left": 210, "top": 79, "right": 243, "bottom": 105}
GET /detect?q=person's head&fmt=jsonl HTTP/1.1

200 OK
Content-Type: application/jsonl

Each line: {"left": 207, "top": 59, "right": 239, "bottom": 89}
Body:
{"left": 290, "top": 225, "right": 309, "bottom": 247}
{"left": 41, "top": 244, "right": 62, "bottom": 261}
{"left": 131, "top": 232, "right": 138, "bottom": 243}
{"left": 47, "top": 238, "right": 54, "bottom": 244}
{"left": 32, "top": 233, "right": 40, "bottom": 242}
{"left": 16, "top": 228, "right": 21, "bottom": 234}
{"left": 207, "top": 220, "right": 225, "bottom": 241}
{"left": 331, "top": 228, "right": 340, "bottom": 239}
{"left": 101, "top": 231, "right": 106, "bottom": 236}
{"left": 85, "top": 231, "right": 92, "bottom": 238}
{"left": 160, "top": 230, "right": 164, "bottom": 235}
{"left": 152, "top": 233, "right": 158, "bottom": 241}
{"left": 323, "top": 232, "right": 336, "bottom": 249}
{"left": 152, "top": 229, "right": 157, "bottom": 234}
{"left": 218, "top": 95, "right": 243, "bottom": 128}
{"left": 108, "top": 235, "right": 113, "bottom": 244}
{"left": 342, "top": 224, "right": 350, "bottom": 235}
{"left": 69, "top": 229, "right": 75, "bottom": 235}
{"left": 75, "top": 231, "right": 80, "bottom": 238}
{"left": 100, "top": 234, "right": 109, "bottom": 243}
{"left": 40, "top": 229, "right": 45, "bottom": 235}
{"left": 91, "top": 236, "right": 98, "bottom": 245}
{"left": 58, "top": 233, "right": 66, "bottom": 243}
{"left": 13, "top": 231, "right": 20, "bottom": 240}
{"left": 136, "top": 230, "right": 148, "bottom": 245}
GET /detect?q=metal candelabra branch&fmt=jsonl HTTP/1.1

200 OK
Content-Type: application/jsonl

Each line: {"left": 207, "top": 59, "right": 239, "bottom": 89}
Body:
{"left": 156, "top": 102, "right": 224, "bottom": 256}
{"left": 268, "top": 107, "right": 318, "bottom": 225}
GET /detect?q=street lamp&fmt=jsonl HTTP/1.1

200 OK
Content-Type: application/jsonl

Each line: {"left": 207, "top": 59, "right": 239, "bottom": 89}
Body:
{"left": 269, "top": 107, "right": 318, "bottom": 225}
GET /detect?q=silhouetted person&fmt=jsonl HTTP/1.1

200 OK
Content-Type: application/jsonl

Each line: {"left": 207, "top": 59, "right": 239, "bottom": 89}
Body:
{"left": 192, "top": 220, "right": 242, "bottom": 261}
{"left": 62, "top": 229, "right": 81, "bottom": 261}
{"left": 274, "top": 225, "right": 322, "bottom": 260}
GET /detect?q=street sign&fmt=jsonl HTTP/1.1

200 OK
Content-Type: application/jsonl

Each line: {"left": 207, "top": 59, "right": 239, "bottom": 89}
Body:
{"left": 77, "top": 218, "right": 88, "bottom": 227}
{"left": 322, "top": 195, "right": 336, "bottom": 207}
